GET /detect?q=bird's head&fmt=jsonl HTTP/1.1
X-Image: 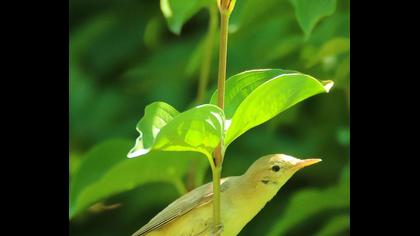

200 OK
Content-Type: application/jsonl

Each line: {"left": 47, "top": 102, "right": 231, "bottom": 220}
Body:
{"left": 243, "top": 154, "right": 321, "bottom": 188}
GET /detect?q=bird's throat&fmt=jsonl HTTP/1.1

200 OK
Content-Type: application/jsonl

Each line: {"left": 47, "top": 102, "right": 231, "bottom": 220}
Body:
{"left": 220, "top": 177, "right": 283, "bottom": 235}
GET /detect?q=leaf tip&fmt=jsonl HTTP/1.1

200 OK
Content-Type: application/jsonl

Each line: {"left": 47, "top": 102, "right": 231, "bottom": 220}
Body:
{"left": 169, "top": 25, "right": 182, "bottom": 35}
{"left": 322, "top": 80, "right": 334, "bottom": 92}
{"left": 126, "top": 153, "right": 137, "bottom": 158}
{"left": 127, "top": 149, "right": 149, "bottom": 158}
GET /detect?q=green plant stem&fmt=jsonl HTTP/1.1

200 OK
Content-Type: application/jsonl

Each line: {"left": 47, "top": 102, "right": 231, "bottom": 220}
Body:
{"left": 212, "top": 164, "right": 222, "bottom": 231}
{"left": 212, "top": 10, "right": 230, "bottom": 235}
{"left": 216, "top": 12, "right": 229, "bottom": 110}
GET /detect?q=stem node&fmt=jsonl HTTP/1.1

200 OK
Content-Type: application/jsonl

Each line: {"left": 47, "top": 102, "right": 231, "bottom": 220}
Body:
{"left": 212, "top": 4, "right": 231, "bottom": 235}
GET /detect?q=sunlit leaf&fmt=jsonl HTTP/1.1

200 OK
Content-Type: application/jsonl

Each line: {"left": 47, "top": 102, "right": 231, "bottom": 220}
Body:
{"left": 210, "top": 69, "right": 333, "bottom": 146}
{"left": 128, "top": 102, "right": 224, "bottom": 160}
{"left": 69, "top": 139, "right": 209, "bottom": 219}
{"left": 160, "top": 0, "right": 212, "bottom": 34}
{"left": 128, "top": 102, "right": 179, "bottom": 156}
{"left": 290, "top": 0, "right": 337, "bottom": 38}
{"left": 267, "top": 166, "right": 349, "bottom": 236}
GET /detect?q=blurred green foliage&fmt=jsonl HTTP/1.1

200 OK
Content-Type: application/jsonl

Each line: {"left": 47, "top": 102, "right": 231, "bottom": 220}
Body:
{"left": 70, "top": 0, "right": 349, "bottom": 235}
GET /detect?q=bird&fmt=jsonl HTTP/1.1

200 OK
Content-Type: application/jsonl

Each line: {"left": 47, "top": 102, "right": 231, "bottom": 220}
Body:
{"left": 132, "top": 154, "right": 321, "bottom": 236}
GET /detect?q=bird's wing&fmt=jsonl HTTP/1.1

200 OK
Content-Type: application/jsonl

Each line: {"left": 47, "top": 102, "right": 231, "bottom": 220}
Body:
{"left": 132, "top": 177, "right": 232, "bottom": 236}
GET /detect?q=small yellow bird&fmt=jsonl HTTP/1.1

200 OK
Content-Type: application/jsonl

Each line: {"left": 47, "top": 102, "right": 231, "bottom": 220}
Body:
{"left": 132, "top": 154, "right": 321, "bottom": 236}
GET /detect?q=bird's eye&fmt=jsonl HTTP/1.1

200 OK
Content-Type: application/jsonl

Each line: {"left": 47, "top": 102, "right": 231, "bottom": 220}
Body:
{"left": 272, "top": 165, "right": 280, "bottom": 172}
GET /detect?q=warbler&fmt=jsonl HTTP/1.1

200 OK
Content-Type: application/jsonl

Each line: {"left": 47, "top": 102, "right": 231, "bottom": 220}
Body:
{"left": 132, "top": 154, "right": 321, "bottom": 236}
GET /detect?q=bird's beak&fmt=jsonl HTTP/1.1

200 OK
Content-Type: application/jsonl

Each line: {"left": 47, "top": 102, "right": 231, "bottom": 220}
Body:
{"left": 293, "top": 158, "right": 322, "bottom": 170}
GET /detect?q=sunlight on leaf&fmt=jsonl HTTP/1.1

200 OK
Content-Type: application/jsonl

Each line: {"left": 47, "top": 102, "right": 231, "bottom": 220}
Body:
{"left": 210, "top": 69, "right": 333, "bottom": 147}
{"left": 128, "top": 102, "right": 224, "bottom": 160}
{"left": 128, "top": 102, "right": 179, "bottom": 157}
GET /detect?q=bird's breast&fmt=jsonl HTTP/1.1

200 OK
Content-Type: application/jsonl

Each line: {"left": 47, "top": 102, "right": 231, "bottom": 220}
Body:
{"left": 220, "top": 188, "right": 271, "bottom": 236}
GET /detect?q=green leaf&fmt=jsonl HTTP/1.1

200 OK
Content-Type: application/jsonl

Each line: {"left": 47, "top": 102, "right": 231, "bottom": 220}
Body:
{"left": 69, "top": 139, "right": 209, "bottom": 219}
{"left": 267, "top": 166, "right": 349, "bottom": 236}
{"left": 160, "top": 0, "right": 211, "bottom": 34}
{"left": 128, "top": 102, "right": 180, "bottom": 156}
{"left": 210, "top": 69, "right": 333, "bottom": 146}
{"left": 128, "top": 102, "right": 224, "bottom": 160}
{"left": 290, "top": 0, "right": 337, "bottom": 38}
{"left": 315, "top": 214, "right": 350, "bottom": 236}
